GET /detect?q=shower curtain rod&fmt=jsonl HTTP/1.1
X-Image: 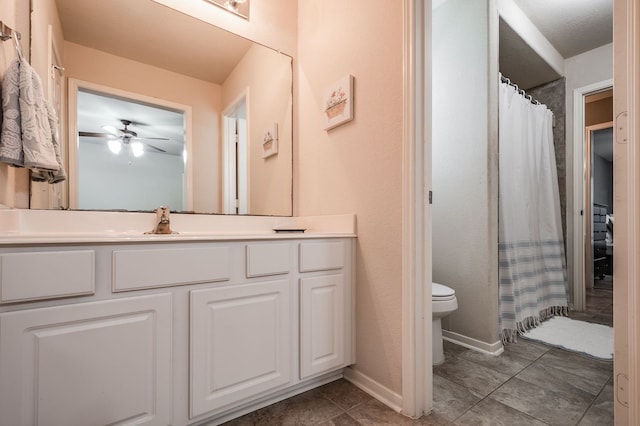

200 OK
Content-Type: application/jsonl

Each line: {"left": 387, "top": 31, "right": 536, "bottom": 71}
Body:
{"left": 499, "top": 74, "right": 544, "bottom": 106}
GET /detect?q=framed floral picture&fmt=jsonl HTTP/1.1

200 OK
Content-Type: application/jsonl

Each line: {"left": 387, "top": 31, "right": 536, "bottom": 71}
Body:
{"left": 262, "top": 123, "right": 278, "bottom": 158}
{"left": 323, "top": 75, "right": 354, "bottom": 130}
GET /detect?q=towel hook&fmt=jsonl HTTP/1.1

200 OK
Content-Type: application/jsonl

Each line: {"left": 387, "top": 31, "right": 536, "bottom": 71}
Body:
{"left": 0, "top": 21, "right": 14, "bottom": 41}
{"left": 52, "top": 64, "right": 65, "bottom": 73}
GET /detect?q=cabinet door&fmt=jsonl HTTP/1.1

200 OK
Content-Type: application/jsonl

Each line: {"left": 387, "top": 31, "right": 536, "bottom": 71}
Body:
{"left": 0, "top": 294, "right": 172, "bottom": 426}
{"left": 190, "top": 280, "right": 291, "bottom": 418}
{"left": 300, "top": 274, "right": 345, "bottom": 379}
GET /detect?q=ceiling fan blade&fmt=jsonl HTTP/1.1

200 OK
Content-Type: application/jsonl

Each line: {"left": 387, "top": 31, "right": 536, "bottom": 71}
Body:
{"left": 135, "top": 136, "right": 171, "bottom": 141}
{"left": 79, "top": 131, "right": 115, "bottom": 138}
{"left": 142, "top": 142, "right": 167, "bottom": 153}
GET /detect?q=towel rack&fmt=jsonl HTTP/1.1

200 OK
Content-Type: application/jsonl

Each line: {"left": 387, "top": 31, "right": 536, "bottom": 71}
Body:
{"left": 0, "top": 20, "right": 24, "bottom": 61}
{"left": 0, "top": 20, "right": 21, "bottom": 42}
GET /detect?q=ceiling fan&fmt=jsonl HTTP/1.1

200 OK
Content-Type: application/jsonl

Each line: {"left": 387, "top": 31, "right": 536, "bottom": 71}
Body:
{"left": 79, "top": 119, "right": 169, "bottom": 154}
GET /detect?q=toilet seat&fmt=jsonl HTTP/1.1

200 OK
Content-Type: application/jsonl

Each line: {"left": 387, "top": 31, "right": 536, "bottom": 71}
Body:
{"left": 433, "top": 294, "right": 456, "bottom": 302}
{"left": 432, "top": 282, "right": 458, "bottom": 316}
{"left": 432, "top": 282, "right": 455, "bottom": 300}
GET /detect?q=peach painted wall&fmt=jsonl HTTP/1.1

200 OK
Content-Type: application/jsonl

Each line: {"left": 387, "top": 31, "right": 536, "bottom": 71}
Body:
{"left": 297, "top": 1, "right": 404, "bottom": 393}
{"left": 63, "top": 42, "right": 222, "bottom": 213}
{"left": 223, "top": 44, "right": 293, "bottom": 216}
{"left": 0, "top": 0, "right": 30, "bottom": 208}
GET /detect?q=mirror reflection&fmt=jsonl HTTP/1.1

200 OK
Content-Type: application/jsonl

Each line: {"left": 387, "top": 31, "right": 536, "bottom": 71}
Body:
{"left": 30, "top": 0, "right": 293, "bottom": 216}
{"left": 76, "top": 87, "right": 188, "bottom": 211}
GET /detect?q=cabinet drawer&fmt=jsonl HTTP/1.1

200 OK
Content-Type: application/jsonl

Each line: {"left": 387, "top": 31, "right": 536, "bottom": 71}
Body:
{"left": 246, "top": 243, "right": 290, "bottom": 278}
{"left": 1, "top": 251, "right": 94, "bottom": 303}
{"left": 113, "top": 247, "right": 230, "bottom": 291}
{"left": 299, "top": 242, "right": 345, "bottom": 272}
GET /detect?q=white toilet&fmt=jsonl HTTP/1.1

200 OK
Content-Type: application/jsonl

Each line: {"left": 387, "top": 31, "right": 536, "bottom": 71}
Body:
{"left": 432, "top": 282, "right": 458, "bottom": 365}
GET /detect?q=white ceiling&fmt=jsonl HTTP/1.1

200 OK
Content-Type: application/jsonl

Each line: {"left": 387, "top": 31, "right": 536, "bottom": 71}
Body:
{"left": 500, "top": 0, "right": 613, "bottom": 89}
{"left": 513, "top": 0, "right": 613, "bottom": 59}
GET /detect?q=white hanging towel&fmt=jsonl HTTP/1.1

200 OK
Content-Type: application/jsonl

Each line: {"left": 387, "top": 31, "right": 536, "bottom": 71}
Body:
{"left": 0, "top": 58, "right": 62, "bottom": 173}
{"left": 0, "top": 59, "right": 23, "bottom": 166}
{"left": 31, "top": 102, "right": 67, "bottom": 183}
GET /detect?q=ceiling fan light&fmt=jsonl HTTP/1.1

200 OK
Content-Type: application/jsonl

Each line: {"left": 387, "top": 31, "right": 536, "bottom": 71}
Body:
{"left": 131, "top": 141, "right": 144, "bottom": 157}
{"left": 102, "top": 125, "right": 120, "bottom": 135}
{"left": 108, "top": 139, "right": 122, "bottom": 154}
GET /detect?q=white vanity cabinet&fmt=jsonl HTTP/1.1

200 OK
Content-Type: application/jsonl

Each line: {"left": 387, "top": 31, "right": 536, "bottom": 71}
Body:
{"left": 0, "top": 293, "right": 173, "bottom": 426}
{"left": 300, "top": 273, "right": 346, "bottom": 379}
{"left": 190, "top": 241, "right": 295, "bottom": 418}
{"left": 190, "top": 279, "right": 292, "bottom": 417}
{"left": 299, "top": 241, "right": 352, "bottom": 380}
{"left": 0, "top": 236, "right": 355, "bottom": 426}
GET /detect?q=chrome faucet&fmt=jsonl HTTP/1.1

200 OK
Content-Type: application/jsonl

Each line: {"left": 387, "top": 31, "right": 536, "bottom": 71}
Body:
{"left": 145, "top": 206, "right": 177, "bottom": 234}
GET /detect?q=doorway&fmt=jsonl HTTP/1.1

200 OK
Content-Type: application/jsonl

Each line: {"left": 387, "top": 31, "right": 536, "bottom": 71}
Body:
{"left": 222, "top": 94, "right": 248, "bottom": 215}
{"left": 67, "top": 79, "right": 193, "bottom": 211}
{"left": 571, "top": 82, "right": 613, "bottom": 313}
{"left": 581, "top": 88, "right": 614, "bottom": 323}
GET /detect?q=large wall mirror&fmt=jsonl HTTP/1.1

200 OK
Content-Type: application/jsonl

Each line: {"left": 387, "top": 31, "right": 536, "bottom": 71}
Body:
{"left": 30, "top": 0, "right": 293, "bottom": 216}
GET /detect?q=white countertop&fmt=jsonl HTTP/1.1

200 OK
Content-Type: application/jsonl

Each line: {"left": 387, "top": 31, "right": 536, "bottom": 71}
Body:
{"left": 0, "top": 210, "right": 357, "bottom": 245}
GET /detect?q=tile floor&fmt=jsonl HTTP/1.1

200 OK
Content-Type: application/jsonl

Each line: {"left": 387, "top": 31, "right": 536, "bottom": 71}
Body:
{"left": 431, "top": 339, "right": 613, "bottom": 425}
{"left": 568, "top": 275, "right": 613, "bottom": 326}
{"left": 222, "top": 337, "right": 613, "bottom": 425}
{"left": 223, "top": 285, "right": 615, "bottom": 426}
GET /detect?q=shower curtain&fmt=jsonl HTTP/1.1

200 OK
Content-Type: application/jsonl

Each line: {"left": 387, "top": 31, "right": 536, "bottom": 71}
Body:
{"left": 498, "top": 79, "right": 568, "bottom": 343}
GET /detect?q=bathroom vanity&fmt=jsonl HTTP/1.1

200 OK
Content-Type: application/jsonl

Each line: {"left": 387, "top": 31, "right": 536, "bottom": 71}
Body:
{"left": 0, "top": 211, "right": 356, "bottom": 426}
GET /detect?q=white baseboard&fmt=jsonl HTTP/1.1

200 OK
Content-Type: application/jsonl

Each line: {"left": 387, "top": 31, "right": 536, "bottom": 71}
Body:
{"left": 343, "top": 366, "right": 403, "bottom": 412}
{"left": 442, "top": 330, "right": 504, "bottom": 356}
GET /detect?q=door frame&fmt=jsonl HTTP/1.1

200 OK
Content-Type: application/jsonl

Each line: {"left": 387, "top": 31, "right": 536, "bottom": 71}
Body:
{"left": 401, "top": 0, "right": 432, "bottom": 418}
{"left": 613, "top": 0, "right": 640, "bottom": 422}
{"left": 404, "top": 0, "right": 640, "bottom": 420}
{"left": 571, "top": 79, "right": 613, "bottom": 311}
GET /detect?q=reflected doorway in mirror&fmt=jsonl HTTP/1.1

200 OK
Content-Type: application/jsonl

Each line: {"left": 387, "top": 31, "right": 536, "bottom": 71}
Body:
{"left": 222, "top": 94, "right": 248, "bottom": 215}
{"left": 68, "top": 79, "right": 193, "bottom": 212}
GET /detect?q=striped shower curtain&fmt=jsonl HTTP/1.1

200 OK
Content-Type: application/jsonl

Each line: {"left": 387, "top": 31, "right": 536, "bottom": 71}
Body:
{"left": 498, "top": 79, "right": 568, "bottom": 343}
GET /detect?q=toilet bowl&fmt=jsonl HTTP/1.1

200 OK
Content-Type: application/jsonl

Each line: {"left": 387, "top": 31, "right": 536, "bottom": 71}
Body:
{"left": 432, "top": 282, "right": 458, "bottom": 365}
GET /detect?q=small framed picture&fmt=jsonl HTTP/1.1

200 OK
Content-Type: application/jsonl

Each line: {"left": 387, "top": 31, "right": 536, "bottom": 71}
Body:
{"left": 323, "top": 75, "right": 354, "bottom": 130}
{"left": 262, "top": 123, "right": 278, "bottom": 158}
